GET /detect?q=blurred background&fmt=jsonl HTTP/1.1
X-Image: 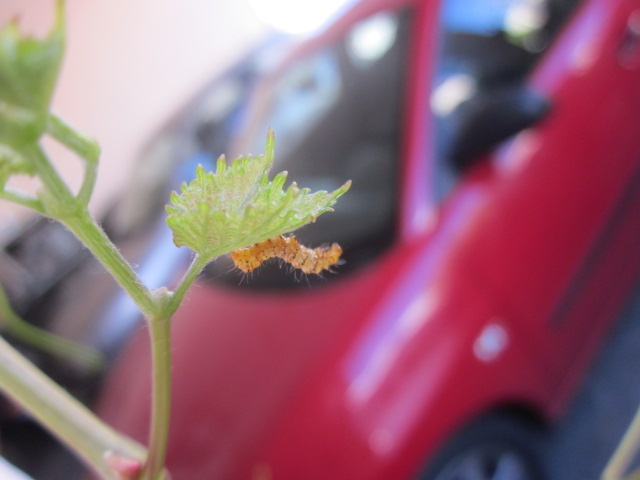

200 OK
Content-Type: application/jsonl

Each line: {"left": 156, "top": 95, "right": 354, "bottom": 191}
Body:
{"left": 1, "top": 1, "right": 640, "bottom": 480}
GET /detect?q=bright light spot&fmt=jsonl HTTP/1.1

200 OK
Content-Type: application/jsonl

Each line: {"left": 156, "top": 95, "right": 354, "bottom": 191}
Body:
{"left": 347, "top": 13, "right": 398, "bottom": 66}
{"left": 473, "top": 322, "right": 509, "bottom": 362}
{"left": 505, "top": 0, "right": 548, "bottom": 38}
{"left": 431, "top": 74, "right": 477, "bottom": 117}
{"left": 248, "top": 0, "right": 353, "bottom": 35}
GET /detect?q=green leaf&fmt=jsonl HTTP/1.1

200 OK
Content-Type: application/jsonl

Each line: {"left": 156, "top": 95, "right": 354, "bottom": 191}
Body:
{"left": 0, "top": 1, "right": 65, "bottom": 148}
{"left": 165, "top": 129, "right": 351, "bottom": 261}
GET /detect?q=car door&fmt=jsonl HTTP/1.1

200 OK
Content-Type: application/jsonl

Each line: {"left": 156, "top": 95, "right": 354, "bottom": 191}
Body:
{"left": 454, "top": 0, "right": 640, "bottom": 400}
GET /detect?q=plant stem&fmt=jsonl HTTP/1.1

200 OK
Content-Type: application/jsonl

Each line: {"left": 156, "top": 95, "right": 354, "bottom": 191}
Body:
{"left": 141, "top": 314, "right": 172, "bottom": 480}
{"left": 139, "top": 256, "right": 211, "bottom": 479}
{"left": 602, "top": 402, "right": 640, "bottom": 480}
{"left": 0, "top": 188, "right": 44, "bottom": 213}
{"left": 63, "top": 208, "right": 159, "bottom": 319}
{"left": 46, "top": 113, "right": 100, "bottom": 205}
{"left": 167, "top": 254, "right": 208, "bottom": 315}
{"left": 0, "top": 286, "right": 104, "bottom": 371}
{"left": 0, "top": 335, "right": 146, "bottom": 479}
{"left": 26, "top": 141, "right": 177, "bottom": 477}
{"left": 24, "top": 144, "right": 154, "bottom": 319}
{"left": 25, "top": 144, "right": 74, "bottom": 207}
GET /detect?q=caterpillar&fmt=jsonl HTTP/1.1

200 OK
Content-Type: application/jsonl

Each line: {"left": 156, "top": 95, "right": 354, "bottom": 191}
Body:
{"left": 231, "top": 235, "right": 342, "bottom": 274}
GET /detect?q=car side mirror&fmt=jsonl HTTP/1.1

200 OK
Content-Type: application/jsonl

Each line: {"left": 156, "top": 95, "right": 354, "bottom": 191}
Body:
{"left": 450, "top": 86, "right": 550, "bottom": 170}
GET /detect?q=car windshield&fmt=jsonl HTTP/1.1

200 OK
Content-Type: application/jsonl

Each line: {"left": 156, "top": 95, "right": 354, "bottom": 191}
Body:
{"left": 196, "top": 8, "right": 412, "bottom": 287}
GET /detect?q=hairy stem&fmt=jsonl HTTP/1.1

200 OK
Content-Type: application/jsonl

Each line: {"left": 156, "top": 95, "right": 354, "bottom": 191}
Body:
{"left": 141, "top": 314, "right": 172, "bottom": 480}
{"left": 62, "top": 208, "right": 159, "bottom": 319}
{"left": 167, "top": 254, "right": 209, "bottom": 316}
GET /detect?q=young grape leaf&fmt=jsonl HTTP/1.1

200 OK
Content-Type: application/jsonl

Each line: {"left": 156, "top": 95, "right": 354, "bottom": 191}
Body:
{"left": 165, "top": 129, "right": 351, "bottom": 262}
{"left": 0, "top": 0, "right": 65, "bottom": 150}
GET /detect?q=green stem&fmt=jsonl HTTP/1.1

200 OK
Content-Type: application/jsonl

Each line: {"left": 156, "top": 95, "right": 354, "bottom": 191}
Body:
{"left": 138, "top": 256, "right": 212, "bottom": 479}
{"left": 0, "top": 286, "right": 104, "bottom": 371}
{"left": 602, "top": 402, "right": 640, "bottom": 480}
{"left": 22, "top": 138, "right": 176, "bottom": 477}
{"left": 141, "top": 314, "right": 172, "bottom": 480}
{"left": 0, "top": 335, "right": 146, "bottom": 478}
{"left": 0, "top": 189, "right": 44, "bottom": 213}
{"left": 25, "top": 144, "right": 74, "bottom": 207}
{"left": 139, "top": 255, "right": 211, "bottom": 479}
{"left": 62, "top": 208, "right": 159, "bottom": 319}
{"left": 167, "top": 254, "right": 209, "bottom": 316}
{"left": 47, "top": 113, "right": 100, "bottom": 205}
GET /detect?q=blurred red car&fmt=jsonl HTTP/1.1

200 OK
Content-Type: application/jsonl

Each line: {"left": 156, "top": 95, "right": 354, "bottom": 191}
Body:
{"left": 93, "top": 0, "right": 640, "bottom": 478}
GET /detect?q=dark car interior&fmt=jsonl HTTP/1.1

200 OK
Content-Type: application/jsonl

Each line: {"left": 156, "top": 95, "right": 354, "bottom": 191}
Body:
{"left": 432, "top": 0, "right": 584, "bottom": 195}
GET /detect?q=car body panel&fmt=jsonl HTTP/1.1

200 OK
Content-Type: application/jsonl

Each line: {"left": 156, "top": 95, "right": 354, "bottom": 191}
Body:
{"left": 458, "top": 0, "right": 640, "bottom": 412}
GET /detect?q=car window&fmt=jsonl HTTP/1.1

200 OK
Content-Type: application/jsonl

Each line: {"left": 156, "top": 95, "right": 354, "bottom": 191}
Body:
{"left": 202, "top": 8, "right": 414, "bottom": 288}
{"left": 431, "top": 0, "right": 584, "bottom": 199}
{"left": 109, "top": 8, "right": 413, "bottom": 289}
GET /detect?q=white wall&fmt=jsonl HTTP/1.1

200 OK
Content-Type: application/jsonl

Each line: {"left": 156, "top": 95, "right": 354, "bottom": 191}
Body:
{"left": 0, "top": 1, "right": 268, "bottom": 240}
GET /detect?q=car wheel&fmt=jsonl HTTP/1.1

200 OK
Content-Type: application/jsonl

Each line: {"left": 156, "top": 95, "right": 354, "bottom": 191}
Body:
{"left": 417, "top": 413, "right": 545, "bottom": 480}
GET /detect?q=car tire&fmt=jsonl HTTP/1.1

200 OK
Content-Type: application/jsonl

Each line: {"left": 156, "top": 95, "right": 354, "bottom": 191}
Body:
{"left": 416, "top": 413, "right": 545, "bottom": 480}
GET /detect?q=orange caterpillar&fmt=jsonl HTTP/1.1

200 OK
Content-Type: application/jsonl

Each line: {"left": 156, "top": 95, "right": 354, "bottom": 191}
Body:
{"left": 231, "top": 235, "right": 342, "bottom": 274}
